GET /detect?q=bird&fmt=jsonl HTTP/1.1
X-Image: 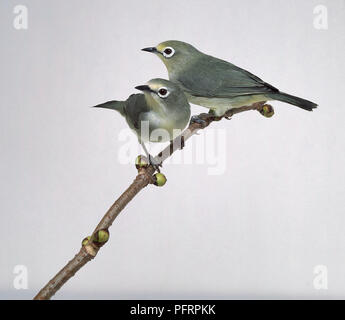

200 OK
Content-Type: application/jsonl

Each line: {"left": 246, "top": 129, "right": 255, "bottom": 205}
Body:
{"left": 92, "top": 78, "right": 191, "bottom": 170}
{"left": 142, "top": 40, "right": 317, "bottom": 118}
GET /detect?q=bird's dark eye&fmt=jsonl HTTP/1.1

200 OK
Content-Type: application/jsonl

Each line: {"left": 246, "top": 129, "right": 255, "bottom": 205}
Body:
{"left": 162, "top": 47, "right": 175, "bottom": 58}
{"left": 159, "top": 88, "right": 167, "bottom": 95}
{"left": 157, "top": 87, "right": 169, "bottom": 98}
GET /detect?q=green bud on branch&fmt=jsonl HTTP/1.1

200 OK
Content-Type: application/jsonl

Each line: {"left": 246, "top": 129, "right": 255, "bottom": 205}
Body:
{"left": 82, "top": 236, "right": 91, "bottom": 247}
{"left": 93, "top": 229, "right": 110, "bottom": 246}
{"left": 135, "top": 155, "right": 149, "bottom": 170}
{"left": 153, "top": 173, "right": 167, "bottom": 187}
{"left": 260, "top": 104, "right": 274, "bottom": 118}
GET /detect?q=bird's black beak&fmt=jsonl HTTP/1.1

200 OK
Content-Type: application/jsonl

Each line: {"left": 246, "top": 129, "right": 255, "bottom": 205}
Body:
{"left": 141, "top": 47, "right": 157, "bottom": 53}
{"left": 135, "top": 85, "right": 152, "bottom": 92}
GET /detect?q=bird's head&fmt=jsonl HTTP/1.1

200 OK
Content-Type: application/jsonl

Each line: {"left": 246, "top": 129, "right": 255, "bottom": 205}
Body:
{"left": 141, "top": 40, "right": 201, "bottom": 74}
{"left": 135, "top": 78, "right": 190, "bottom": 112}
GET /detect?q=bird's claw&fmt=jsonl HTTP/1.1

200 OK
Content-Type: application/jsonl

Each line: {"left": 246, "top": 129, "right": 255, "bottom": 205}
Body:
{"left": 190, "top": 113, "right": 218, "bottom": 126}
{"left": 149, "top": 155, "right": 162, "bottom": 173}
{"left": 190, "top": 115, "right": 207, "bottom": 126}
{"left": 190, "top": 111, "right": 225, "bottom": 126}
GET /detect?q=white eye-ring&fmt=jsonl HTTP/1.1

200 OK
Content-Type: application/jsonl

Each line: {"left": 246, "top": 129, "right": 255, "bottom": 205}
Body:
{"left": 162, "top": 47, "right": 175, "bottom": 58}
{"left": 157, "top": 87, "right": 170, "bottom": 98}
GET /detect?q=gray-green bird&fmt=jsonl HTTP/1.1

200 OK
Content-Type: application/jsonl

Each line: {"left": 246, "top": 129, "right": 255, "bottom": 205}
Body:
{"left": 142, "top": 40, "right": 317, "bottom": 117}
{"left": 93, "top": 78, "right": 190, "bottom": 169}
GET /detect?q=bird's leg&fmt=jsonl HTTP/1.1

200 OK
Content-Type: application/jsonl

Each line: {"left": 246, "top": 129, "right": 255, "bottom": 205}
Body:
{"left": 141, "top": 142, "right": 162, "bottom": 172}
{"left": 190, "top": 109, "right": 221, "bottom": 126}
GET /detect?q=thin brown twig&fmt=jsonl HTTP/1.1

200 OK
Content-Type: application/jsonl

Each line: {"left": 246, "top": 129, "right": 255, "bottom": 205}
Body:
{"left": 33, "top": 102, "right": 271, "bottom": 300}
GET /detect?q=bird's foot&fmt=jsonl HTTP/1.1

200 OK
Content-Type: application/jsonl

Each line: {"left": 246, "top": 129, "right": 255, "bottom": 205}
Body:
{"left": 208, "top": 109, "right": 223, "bottom": 121}
{"left": 223, "top": 110, "right": 233, "bottom": 120}
{"left": 190, "top": 114, "right": 207, "bottom": 126}
{"left": 190, "top": 113, "right": 220, "bottom": 127}
{"left": 149, "top": 155, "right": 162, "bottom": 173}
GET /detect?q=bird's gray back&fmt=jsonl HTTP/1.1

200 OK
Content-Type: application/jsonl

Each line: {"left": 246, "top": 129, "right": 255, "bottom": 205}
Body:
{"left": 123, "top": 94, "right": 149, "bottom": 130}
{"left": 173, "top": 54, "right": 278, "bottom": 98}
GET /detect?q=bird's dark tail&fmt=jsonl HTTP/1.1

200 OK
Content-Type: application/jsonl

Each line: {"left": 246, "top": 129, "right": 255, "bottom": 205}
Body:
{"left": 92, "top": 100, "right": 126, "bottom": 116}
{"left": 267, "top": 92, "right": 318, "bottom": 111}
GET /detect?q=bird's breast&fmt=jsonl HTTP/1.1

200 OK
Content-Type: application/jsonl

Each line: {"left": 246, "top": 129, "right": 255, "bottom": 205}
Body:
{"left": 143, "top": 110, "right": 189, "bottom": 143}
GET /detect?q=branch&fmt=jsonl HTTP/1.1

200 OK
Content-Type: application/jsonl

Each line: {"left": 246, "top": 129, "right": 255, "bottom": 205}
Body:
{"left": 33, "top": 101, "right": 273, "bottom": 300}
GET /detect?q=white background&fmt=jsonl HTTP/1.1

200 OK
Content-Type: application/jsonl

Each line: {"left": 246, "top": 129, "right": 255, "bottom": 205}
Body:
{"left": 0, "top": 0, "right": 344, "bottom": 299}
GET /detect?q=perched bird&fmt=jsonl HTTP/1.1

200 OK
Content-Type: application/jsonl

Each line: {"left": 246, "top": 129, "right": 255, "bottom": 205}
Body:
{"left": 93, "top": 78, "right": 191, "bottom": 169}
{"left": 142, "top": 41, "right": 317, "bottom": 117}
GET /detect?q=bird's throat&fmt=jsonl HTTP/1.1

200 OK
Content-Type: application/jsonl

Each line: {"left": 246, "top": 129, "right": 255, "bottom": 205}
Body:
{"left": 144, "top": 93, "right": 167, "bottom": 116}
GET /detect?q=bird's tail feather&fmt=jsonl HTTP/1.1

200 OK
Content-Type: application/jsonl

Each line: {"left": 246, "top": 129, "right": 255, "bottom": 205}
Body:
{"left": 267, "top": 92, "right": 318, "bottom": 111}
{"left": 92, "top": 100, "right": 126, "bottom": 116}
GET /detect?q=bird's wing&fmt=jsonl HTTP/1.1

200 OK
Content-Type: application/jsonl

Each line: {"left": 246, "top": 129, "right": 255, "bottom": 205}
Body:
{"left": 123, "top": 94, "right": 150, "bottom": 130}
{"left": 176, "top": 55, "right": 279, "bottom": 98}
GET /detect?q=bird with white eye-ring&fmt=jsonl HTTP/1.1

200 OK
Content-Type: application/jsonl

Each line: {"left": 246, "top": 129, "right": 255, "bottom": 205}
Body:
{"left": 92, "top": 78, "right": 191, "bottom": 172}
{"left": 142, "top": 40, "right": 318, "bottom": 120}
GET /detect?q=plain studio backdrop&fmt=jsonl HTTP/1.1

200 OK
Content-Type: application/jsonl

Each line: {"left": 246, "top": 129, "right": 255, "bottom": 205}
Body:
{"left": 0, "top": 0, "right": 344, "bottom": 299}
